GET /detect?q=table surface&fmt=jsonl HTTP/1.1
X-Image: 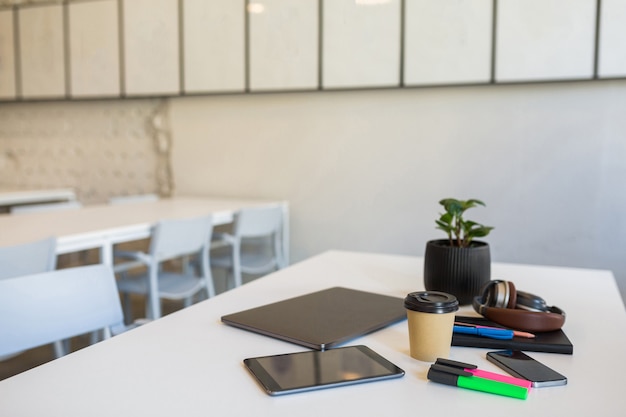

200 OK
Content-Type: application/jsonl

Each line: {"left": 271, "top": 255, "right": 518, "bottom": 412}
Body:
{"left": 0, "top": 196, "right": 288, "bottom": 262}
{"left": 1, "top": 250, "right": 624, "bottom": 416}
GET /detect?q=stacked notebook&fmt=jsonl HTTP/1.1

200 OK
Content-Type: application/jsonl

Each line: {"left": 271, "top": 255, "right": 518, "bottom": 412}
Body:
{"left": 453, "top": 316, "right": 573, "bottom": 354}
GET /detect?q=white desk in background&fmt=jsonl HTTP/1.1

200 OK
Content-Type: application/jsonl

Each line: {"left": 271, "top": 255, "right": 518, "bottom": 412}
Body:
{"left": 0, "top": 251, "right": 624, "bottom": 417}
{"left": 0, "top": 196, "right": 289, "bottom": 266}
{"left": 0, "top": 188, "right": 76, "bottom": 212}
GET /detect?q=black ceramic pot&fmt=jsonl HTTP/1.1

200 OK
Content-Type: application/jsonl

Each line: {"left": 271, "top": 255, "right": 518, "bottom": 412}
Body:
{"left": 423, "top": 239, "right": 491, "bottom": 305}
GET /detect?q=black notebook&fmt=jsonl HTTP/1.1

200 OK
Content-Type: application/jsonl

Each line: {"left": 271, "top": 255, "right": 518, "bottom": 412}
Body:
{"left": 452, "top": 316, "right": 573, "bottom": 354}
{"left": 222, "top": 287, "right": 407, "bottom": 350}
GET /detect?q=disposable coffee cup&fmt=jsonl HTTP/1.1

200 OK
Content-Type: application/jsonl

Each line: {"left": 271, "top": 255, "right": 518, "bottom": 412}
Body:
{"left": 404, "top": 291, "right": 459, "bottom": 362}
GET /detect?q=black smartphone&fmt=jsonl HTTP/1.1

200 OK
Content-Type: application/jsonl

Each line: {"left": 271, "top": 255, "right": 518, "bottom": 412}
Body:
{"left": 244, "top": 345, "right": 405, "bottom": 396}
{"left": 486, "top": 350, "right": 567, "bottom": 388}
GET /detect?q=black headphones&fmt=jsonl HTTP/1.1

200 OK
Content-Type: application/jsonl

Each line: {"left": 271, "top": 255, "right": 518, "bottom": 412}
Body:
{"left": 473, "top": 280, "right": 566, "bottom": 332}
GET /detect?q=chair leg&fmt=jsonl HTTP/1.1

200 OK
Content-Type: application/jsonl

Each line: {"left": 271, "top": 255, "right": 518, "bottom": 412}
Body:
{"left": 102, "top": 326, "right": 112, "bottom": 340}
{"left": 182, "top": 254, "right": 195, "bottom": 276}
{"left": 201, "top": 248, "right": 215, "bottom": 298}
{"left": 122, "top": 292, "right": 133, "bottom": 324}
{"left": 205, "top": 269, "right": 216, "bottom": 298}
{"left": 225, "top": 268, "right": 235, "bottom": 290}
{"left": 232, "top": 245, "right": 242, "bottom": 288}
{"left": 147, "top": 267, "right": 162, "bottom": 319}
{"left": 90, "top": 330, "right": 100, "bottom": 345}
{"left": 53, "top": 340, "right": 66, "bottom": 358}
{"left": 145, "top": 297, "right": 156, "bottom": 319}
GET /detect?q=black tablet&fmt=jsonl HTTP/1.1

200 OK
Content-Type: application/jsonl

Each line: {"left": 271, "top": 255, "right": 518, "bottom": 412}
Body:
{"left": 223, "top": 287, "right": 406, "bottom": 350}
{"left": 243, "top": 345, "right": 405, "bottom": 396}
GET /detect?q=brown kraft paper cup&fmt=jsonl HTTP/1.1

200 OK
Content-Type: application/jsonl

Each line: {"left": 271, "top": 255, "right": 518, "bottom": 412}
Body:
{"left": 404, "top": 291, "right": 459, "bottom": 362}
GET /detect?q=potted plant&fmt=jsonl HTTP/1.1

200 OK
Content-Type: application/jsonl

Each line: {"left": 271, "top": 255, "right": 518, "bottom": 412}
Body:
{"left": 423, "top": 198, "right": 494, "bottom": 305}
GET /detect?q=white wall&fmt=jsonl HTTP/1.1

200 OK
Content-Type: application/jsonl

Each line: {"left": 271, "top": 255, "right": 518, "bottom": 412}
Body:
{"left": 169, "top": 80, "right": 626, "bottom": 302}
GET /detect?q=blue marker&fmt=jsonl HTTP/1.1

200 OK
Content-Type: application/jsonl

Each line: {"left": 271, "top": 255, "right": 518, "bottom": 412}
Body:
{"left": 453, "top": 325, "right": 514, "bottom": 340}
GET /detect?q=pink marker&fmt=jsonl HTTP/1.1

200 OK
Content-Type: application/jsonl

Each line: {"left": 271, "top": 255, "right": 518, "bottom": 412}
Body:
{"left": 434, "top": 358, "right": 532, "bottom": 389}
{"left": 466, "top": 368, "right": 532, "bottom": 389}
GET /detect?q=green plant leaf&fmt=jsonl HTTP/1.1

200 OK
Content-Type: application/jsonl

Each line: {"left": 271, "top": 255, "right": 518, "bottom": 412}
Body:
{"left": 438, "top": 212, "right": 453, "bottom": 224}
{"left": 470, "top": 227, "right": 494, "bottom": 238}
{"left": 435, "top": 220, "right": 450, "bottom": 230}
{"left": 464, "top": 220, "right": 479, "bottom": 228}
{"left": 465, "top": 199, "right": 485, "bottom": 208}
{"left": 439, "top": 199, "right": 463, "bottom": 216}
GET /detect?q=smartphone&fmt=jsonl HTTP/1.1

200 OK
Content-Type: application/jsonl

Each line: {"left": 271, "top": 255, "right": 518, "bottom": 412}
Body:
{"left": 244, "top": 345, "right": 404, "bottom": 396}
{"left": 486, "top": 350, "right": 567, "bottom": 388}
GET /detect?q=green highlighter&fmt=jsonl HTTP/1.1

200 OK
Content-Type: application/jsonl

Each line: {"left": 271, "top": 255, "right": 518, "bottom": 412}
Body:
{"left": 428, "top": 364, "right": 529, "bottom": 400}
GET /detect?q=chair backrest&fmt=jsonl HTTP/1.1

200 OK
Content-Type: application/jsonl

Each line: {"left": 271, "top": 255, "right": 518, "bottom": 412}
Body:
{"left": 150, "top": 215, "right": 213, "bottom": 262}
{"left": 10, "top": 201, "right": 83, "bottom": 215}
{"left": 0, "top": 237, "right": 57, "bottom": 279}
{"left": 108, "top": 194, "right": 159, "bottom": 205}
{"left": 234, "top": 206, "right": 283, "bottom": 238}
{"left": 0, "top": 264, "right": 124, "bottom": 357}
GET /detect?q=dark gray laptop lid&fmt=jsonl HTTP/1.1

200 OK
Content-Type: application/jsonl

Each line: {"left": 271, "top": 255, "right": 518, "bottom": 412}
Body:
{"left": 221, "top": 287, "right": 406, "bottom": 350}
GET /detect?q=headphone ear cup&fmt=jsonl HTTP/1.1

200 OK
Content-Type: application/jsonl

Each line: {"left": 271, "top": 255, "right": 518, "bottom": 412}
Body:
{"left": 488, "top": 280, "right": 516, "bottom": 308}
{"left": 472, "top": 295, "right": 484, "bottom": 314}
{"left": 480, "top": 306, "right": 566, "bottom": 332}
{"left": 516, "top": 290, "right": 549, "bottom": 312}
{"left": 506, "top": 281, "right": 517, "bottom": 309}
{"left": 478, "top": 280, "right": 498, "bottom": 307}
{"left": 488, "top": 280, "right": 507, "bottom": 307}
{"left": 474, "top": 280, "right": 509, "bottom": 311}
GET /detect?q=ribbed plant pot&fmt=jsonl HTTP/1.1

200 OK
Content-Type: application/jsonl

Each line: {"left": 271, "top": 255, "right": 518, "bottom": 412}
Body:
{"left": 423, "top": 239, "right": 491, "bottom": 305}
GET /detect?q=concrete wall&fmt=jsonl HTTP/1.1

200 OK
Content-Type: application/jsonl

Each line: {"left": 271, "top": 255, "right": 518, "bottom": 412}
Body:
{"left": 0, "top": 99, "right": 162, "bottom": 204}
{"left": 169, "top": 80, "right": 626, "bottom": 303}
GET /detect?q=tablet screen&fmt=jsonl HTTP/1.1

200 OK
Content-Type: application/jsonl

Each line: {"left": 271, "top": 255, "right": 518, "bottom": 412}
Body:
{"left": 244, "top": 345, "right": 404, "bottom": 395}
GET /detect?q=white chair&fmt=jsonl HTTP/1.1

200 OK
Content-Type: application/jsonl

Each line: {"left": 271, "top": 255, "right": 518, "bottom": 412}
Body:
{"left": 108, "top": 194, "right": 159, "bottom": 205}
{"left": 10, "top": 201, "right": 83, "bottom": 214}
{"left": 10, "top": 201, "right": 89, "bottom": 267}
{"left": 0, "top": 264, "right": 125, "bottom": 359}
{"left": 108, "top": 194, "right": 159, "bottom": 262}
{"left": 0, "top": 236, "right": 57, "bottom": 279}
{"left": 210, "top": 205, "right": 284, "bottom": 289}
{"left": 114, "top": 215, "right": 215, "bottom": 320}
{"left": 0, "top": 237, "right": 61, "bottom": 360}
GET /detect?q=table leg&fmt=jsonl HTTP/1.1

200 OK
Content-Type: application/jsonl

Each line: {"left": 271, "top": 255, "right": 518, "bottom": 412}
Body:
{"left": 100, "top": 241, "right": 113, "bottom": 266}
{"left": 281, "top": 203, "right": 290, "bottom": 268}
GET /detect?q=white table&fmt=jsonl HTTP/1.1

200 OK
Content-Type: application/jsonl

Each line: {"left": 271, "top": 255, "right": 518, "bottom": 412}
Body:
{"left": 0, "top": 196, "right": 289, "bottom": 266}
{"left": 0, "top": 188, "right": 76, "bottom": 212}
{"left": 0, "top": 250, "right": 624, "bottom": 416}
